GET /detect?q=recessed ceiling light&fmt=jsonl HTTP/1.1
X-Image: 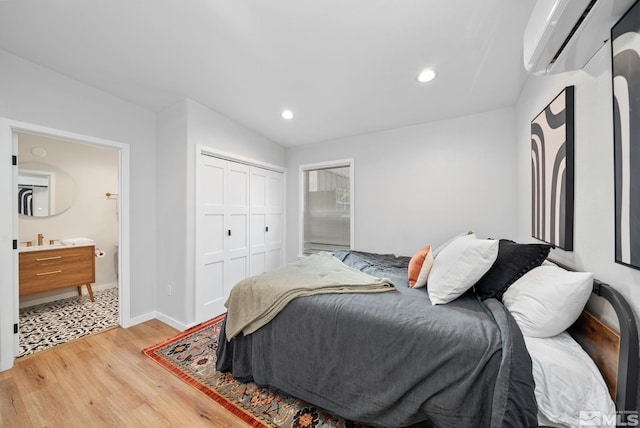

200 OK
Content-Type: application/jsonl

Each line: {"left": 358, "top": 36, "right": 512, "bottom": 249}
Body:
{"left": 417, "top": 69, "right": 437, "bottom": 83}
{"left": 281, "top": 109, "right": 294, "bottom": 120}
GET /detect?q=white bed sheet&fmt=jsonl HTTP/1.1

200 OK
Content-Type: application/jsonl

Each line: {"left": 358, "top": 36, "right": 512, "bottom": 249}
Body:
{"left": 524, "top": 331, "right": 616, "bottom": 428}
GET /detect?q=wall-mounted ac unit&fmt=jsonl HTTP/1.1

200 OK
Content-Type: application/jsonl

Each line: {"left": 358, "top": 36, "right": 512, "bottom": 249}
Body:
{"left": 523, "top": 0, "right": 635, "bottom": 75}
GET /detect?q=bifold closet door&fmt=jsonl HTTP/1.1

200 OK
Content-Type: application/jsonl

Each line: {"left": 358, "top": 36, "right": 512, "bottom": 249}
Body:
{"left": 265, "top": 168, "right": 284, "bottom": 271}
{"left": 226, "top": 162, "right": 250, "bottom": 288}
{"left": 249, "top": 167, "right": 284, "bottom": 276}
{"left": 197, "top": 156, "right": 249, "bottom": 320}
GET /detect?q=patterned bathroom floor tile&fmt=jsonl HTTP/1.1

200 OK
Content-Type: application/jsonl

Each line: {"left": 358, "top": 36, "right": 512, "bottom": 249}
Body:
{"left": 18, "top": 287, "right": 119, "bottom": 357}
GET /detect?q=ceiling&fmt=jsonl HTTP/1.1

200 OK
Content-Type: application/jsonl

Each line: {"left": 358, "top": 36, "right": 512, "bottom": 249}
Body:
{"left": 0, "top": 1, "right": 535, "bottom": 147}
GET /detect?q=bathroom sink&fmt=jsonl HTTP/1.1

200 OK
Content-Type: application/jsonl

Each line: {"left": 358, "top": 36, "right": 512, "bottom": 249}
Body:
{"left": 19, "top": 243, "right": 65, "bottom": 252}
{"left": 19, "top": 237, "right": 95, "bottom": 252}
{"left": 18, "top": 244, "right": 64, "bottom": 252}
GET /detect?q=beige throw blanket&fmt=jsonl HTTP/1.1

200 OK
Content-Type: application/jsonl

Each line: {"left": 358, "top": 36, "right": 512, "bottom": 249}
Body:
{"left": 224, "top": 252, "right": 395, "bottom": 340}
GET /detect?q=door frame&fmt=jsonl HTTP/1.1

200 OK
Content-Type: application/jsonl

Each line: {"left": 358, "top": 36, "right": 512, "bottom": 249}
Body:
{"left": 0, "top": 118, "right": 131, "bottom": 371}
{"left": 194, "top": 145, "right": 286, "bottom": 324}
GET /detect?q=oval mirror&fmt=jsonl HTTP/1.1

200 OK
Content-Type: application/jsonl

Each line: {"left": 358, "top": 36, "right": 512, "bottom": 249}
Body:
{"left": 18, "top": 162, "right": 76, "bottom": 217}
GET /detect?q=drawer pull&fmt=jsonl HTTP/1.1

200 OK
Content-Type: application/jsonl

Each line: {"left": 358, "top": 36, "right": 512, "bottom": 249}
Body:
{"left": 36, "top": 270, "right": 62, "bottom": 276}
{"left": 36, "top": 256, "right": 63, "bottom": 261}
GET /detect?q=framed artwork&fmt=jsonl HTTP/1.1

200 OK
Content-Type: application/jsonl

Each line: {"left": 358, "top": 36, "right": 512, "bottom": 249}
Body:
{"left": 531, "top": 86, "right": 575, "bottom": 251}
{"left": 612, "top": 0, "right": 640, "bottom": 269}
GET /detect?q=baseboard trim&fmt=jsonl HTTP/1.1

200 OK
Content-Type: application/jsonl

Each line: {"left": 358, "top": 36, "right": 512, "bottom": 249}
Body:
{"left": 124, "top": 311, "right": 206, "bottom": 332}
{"left": 19, "top": 282, "right": 118, "bottom": 308}
{"left": 125, "top": 311, "right": 156, "bottom": 328}
{"left": 153, "top": 312, "right": 193, "bottom": 331}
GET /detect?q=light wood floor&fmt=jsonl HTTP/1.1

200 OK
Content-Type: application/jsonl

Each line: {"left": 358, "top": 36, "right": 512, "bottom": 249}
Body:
{"left": 0, "top": 319, "right": 250, "bottom": 427}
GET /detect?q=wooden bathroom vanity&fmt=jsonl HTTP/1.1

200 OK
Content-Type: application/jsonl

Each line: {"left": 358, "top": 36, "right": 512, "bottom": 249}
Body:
{"left": 19, "top": 244, "right": 95, "bottom": 301}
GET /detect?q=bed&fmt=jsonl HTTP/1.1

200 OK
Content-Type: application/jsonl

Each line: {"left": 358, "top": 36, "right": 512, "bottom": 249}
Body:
{"left": 216, "top": 235, "right": 638, "bottom": 428}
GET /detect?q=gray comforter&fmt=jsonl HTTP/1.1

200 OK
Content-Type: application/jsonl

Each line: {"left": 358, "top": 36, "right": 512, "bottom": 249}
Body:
{"left": 216, "top": 251, "right": 537, "bottom": 428}
{"left": 224, "top": 252, "right": 394, "bottom": 340}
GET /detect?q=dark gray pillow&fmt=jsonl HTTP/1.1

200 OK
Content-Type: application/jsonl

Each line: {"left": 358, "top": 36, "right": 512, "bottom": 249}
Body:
{"left": 474, "top": 239, "right": 551, "bottom": 300}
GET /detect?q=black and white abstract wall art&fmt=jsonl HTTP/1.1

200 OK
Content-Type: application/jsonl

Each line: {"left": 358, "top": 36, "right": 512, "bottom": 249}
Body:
{"left": 613, "top": 0, "right": 640, "bottom": 269}
{"left": 531, "top": 86, "right": 574, "bottom": 251}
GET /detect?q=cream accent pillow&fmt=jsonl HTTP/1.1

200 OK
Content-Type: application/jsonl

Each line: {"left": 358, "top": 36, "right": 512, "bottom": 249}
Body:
{"left": 408, "top": 246, "right": 434, "bottom": 288}
{"left": 502, "top": 265, "right": 593, "bottom": 338}
{"left": 427, "top": 235, "right": 499, "bottom": 304}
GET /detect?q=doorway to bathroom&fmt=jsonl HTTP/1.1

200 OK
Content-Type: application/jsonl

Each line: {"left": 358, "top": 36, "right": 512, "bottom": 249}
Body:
{"left": 15, "top": 131, "right": 121, "bottom": 357}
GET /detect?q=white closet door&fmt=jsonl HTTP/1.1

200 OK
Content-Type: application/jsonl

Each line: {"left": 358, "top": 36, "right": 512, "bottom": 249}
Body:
{"left": 266, "top": 170, "right": 284, "bottom": 271}
{"left": 197, "top": 156, "right": 228, "bottom": 320}
{"left": 196, "top": 153, "right": 282, "bottom": 323}
{"left": 226, "top": 162, "right": 250, "bottom": 292}
{"left": 196, "top": 157, "right": 250, "bottom": 321}
{"left": 250, "top": 167, "right": 268, "bottom": 275}
{"left": 250, "top": 167, "right": 284, "bottom": 275}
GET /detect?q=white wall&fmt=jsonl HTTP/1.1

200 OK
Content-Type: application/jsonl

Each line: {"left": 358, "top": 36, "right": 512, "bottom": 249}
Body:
{"left": 155, "top": 101, "right": 189, "bottom": 328}
{"left": 516, "top": 41, "right": 640, "bottom": 409}
{"left": 0, "top": 49, "right": 157, "bottom": 360}
{"left": 186, "top": 99, "right": 286, "bottom": 167}
{"left": 155, "top": 99, "right": 286, "bottom": 328}
{"left": 285, "top": 107, "right": 518, "bottom": 261}
{"left": 515, "top": 42, "right": 640, "bottom": 330}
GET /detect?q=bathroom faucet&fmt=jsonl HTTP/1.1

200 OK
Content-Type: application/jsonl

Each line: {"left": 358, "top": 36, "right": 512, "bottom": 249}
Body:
{"left": 37, "top": 233, "right": 44, "bottom": 246}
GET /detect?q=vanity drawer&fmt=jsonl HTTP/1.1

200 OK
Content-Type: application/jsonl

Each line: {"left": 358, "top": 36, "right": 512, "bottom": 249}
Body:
{"left": 20, "top": 246, "right": 94, "bottom": 266}
{"left": 19, "top": 245, "right": 95, "bottom": 296}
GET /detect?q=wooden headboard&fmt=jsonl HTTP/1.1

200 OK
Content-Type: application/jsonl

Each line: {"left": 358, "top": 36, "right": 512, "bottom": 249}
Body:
{"left": 569, "top": 310, "right": 620, "bottom": 400}
{"left": 558, "top": 270, "right": 639, "bottom": 412}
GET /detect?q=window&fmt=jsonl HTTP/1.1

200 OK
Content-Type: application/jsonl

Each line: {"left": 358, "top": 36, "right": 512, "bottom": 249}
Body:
{"left": 300, "top": 160, "right": 353, "bottom": 255}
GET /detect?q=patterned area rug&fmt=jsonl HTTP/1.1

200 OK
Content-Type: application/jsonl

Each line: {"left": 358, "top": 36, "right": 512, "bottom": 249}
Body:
{"left": 143, "top": 315, "right": 358, "bottom": 428}
{"left": 19, "top": 287, "right": 119, "bottom": 357}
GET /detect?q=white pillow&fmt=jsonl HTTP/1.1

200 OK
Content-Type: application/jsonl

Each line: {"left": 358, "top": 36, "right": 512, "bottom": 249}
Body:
{"left": 427, "top": 235, "right": 499, "bottom": 304}
{"left": 524, "top": 332, "right": 615, "bottom": 427}
{"left": 502, "top": 265, "right": 593, "bottom": 338}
